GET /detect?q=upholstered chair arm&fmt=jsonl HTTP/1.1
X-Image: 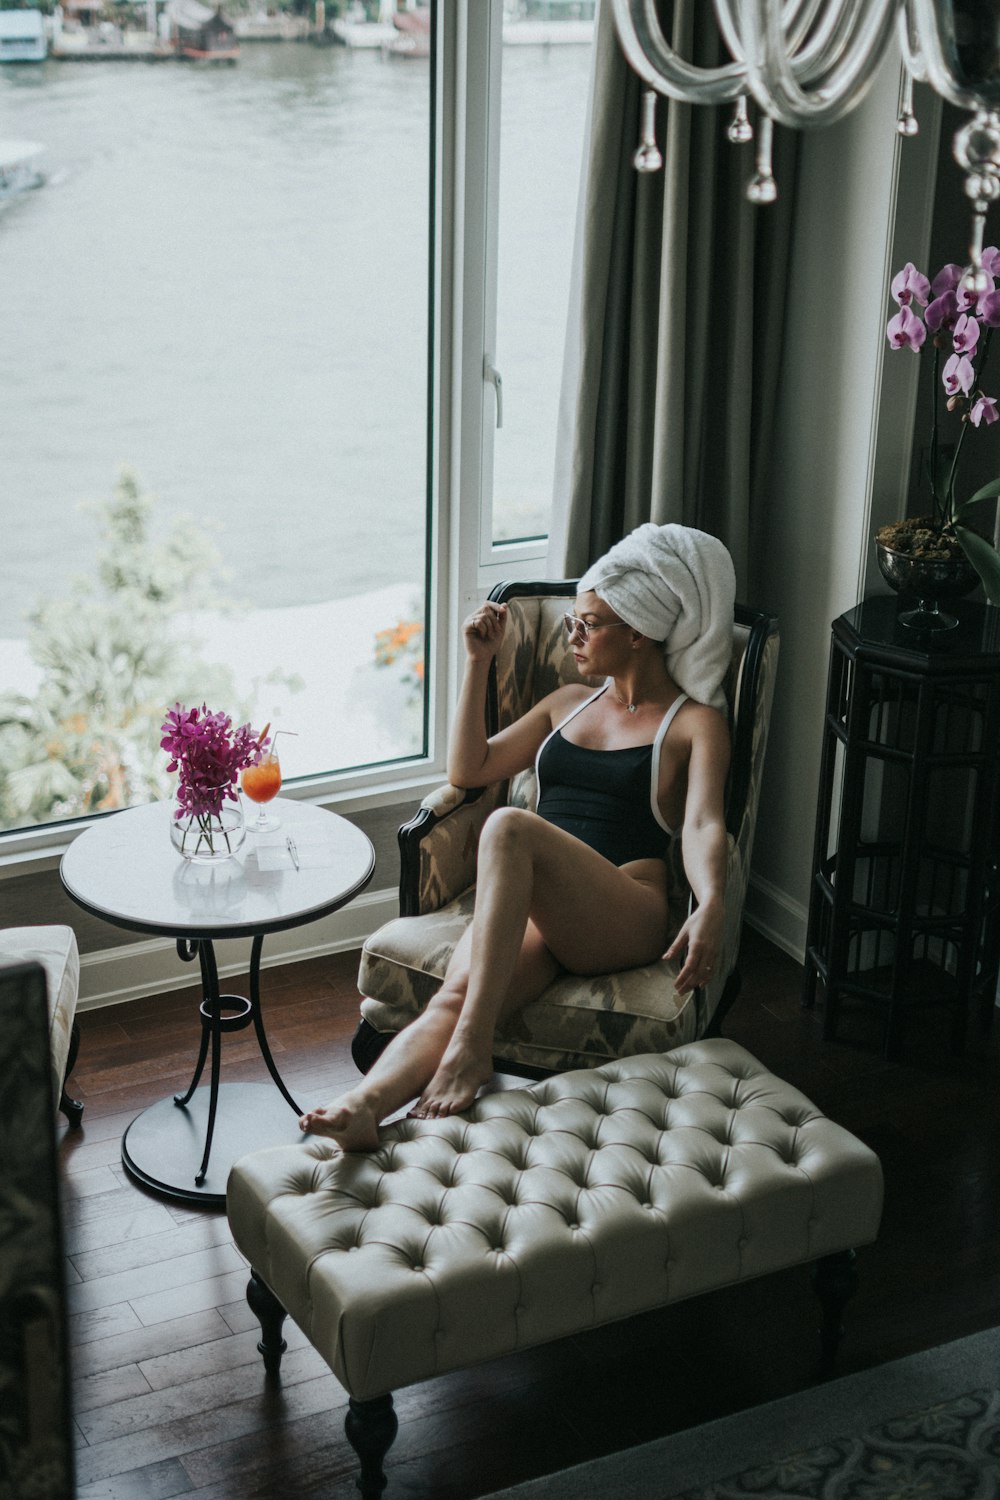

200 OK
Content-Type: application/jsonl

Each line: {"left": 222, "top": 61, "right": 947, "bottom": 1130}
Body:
{"left": 398, "top": 781, "right": 507, "bottom": 917}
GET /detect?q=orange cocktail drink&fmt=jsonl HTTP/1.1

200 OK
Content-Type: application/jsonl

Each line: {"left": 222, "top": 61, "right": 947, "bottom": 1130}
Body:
{"left": 242, "top": 750, "right": 282, "bottom": 831}
{"left": 242, "top": 755, "right": 281, "bottom": 805}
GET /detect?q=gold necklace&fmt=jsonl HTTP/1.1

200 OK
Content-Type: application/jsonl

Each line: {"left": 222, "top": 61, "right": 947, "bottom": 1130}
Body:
{"left": 613, "top": 689, "right": 639, "bottom": 714}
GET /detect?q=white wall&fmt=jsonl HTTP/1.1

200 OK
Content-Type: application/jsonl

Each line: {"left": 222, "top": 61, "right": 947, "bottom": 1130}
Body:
{"left": 746, "top": 59, "right": 940, "bottom": 956}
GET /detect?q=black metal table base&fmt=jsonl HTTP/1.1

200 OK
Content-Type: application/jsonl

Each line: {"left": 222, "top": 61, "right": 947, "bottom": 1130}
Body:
{"left": 122, "top": 933, "right": 305, "bottom": 1207}
{"left": 122, "top": 1083, "right": 306, "bottom": 1208}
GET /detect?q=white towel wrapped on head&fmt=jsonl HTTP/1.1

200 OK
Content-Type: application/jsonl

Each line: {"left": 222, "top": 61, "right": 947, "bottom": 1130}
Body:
{"left": 578, "top": 523, "right": 736, "bottom": 712}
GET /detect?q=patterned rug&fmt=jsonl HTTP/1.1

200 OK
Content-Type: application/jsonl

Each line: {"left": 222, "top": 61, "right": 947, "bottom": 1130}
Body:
{"left": 670, "top": 1388, "right": 1000, "bottom": 1499}
{"left": 481, "top": 1328, "right": 1000, "bottom": 1500}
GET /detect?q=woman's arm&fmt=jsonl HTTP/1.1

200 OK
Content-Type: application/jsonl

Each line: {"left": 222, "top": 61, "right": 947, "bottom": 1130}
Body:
{"left": 664, "top": 706, "right": 731, "bottom": 995}
{"left": 447, "top": 602, "right": 583, "bottom": 789}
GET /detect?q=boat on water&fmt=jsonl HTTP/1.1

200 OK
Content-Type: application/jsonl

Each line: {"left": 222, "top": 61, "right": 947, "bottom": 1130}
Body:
{"left": 0, "top": 141, "right": 45, "bottom": 202}
{"left": 332, "top": 4, "right": 428, "bottom": 59}
{"left": 0, "top": 8, "right": 47, "bottom": 61}
{"left": 503, "top": 1, "right": 594, "bottom": 45}
{"left": 233, "top": 10, "right": 310, "bottom": 41}
{"left": 333, "top": 1, "right": 593, "bottom": 51}
{"left": 503, "top": 17, "right": 593, "bottom": 45}
{"left": 389, "top": 6, "right": 428, "bottom": 57}
{"left": 165, "top": 0, "right": 238, "bottom": 61}
{"left": 330, "top": 1, "right": 396, "bottom": 49}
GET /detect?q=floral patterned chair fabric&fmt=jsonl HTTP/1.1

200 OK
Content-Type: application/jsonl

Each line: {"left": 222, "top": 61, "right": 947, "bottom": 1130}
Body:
{"left": 355, "top": 582, "right": 779, "bottom": 1079}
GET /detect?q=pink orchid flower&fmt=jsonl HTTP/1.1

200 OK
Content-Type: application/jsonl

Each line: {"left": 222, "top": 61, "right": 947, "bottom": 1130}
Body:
{"left": 887, "top": 306, "right": 926, "bottom": 351}
{"left": 957, "top": 278, "right": 980, "bottom": 312}
{"left": 930, "top": 263, "right": 963, "bottom": 298}
{"left": 982, "top": 245, "right": 1000, "bottom": 278}
{"left": 925, "top": 290, "right": 959, "bottom": 332}
{"left": 971, "top": 395, "right": 999, "bottom": 427}
{"left": 943, "top": 352, "right": 975, "bottom": 396}
{"left": 891, "top": 262, "right": 930, "bottom": 307}
{"left": 979, "top": 289, "right": 1000, "bottom": 327}
{"left": 953, "top": 313, "right": 980, "bottom": 355}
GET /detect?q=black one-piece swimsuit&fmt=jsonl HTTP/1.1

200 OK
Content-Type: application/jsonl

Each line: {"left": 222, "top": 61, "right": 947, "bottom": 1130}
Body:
{"left": 535, "top": 685, "right": 688, "bottom": 865}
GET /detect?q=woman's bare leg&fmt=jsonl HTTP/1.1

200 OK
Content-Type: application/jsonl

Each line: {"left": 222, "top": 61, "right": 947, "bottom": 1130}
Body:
{"left": 412, "top": 808, "right": 669, "bottom": 1117}
{"left": 297, "top": 921, "right": 559, "bottom": 1149}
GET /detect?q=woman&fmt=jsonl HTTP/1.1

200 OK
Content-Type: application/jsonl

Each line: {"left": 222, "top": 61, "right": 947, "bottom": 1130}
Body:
{"left": 300, "top": 523, "right": 735, "bottom": 1150}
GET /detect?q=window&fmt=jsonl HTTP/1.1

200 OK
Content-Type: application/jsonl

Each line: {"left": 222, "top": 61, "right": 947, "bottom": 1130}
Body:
{"left": 0, "top": 9, "right": 433, "bottom": 835}
{"left": 0, "top": 0, "right": 596, "bottom": 846}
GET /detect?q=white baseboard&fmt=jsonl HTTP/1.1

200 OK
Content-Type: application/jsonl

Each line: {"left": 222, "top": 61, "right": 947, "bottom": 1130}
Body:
{"left": 77, "top": 886, "right": 398, "bottom": 1011}
{"left": 743, "top": 873, "right": 807, "bottom": 964}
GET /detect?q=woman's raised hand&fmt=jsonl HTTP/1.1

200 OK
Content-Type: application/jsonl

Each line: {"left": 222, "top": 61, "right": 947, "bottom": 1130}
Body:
{"left": 463, "top": 602, "right": 507, "bottom": 661}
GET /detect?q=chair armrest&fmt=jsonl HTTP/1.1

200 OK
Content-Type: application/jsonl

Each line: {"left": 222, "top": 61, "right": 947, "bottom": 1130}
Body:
{"left": 398, "top": 782, "right": 507, "bottom": 917}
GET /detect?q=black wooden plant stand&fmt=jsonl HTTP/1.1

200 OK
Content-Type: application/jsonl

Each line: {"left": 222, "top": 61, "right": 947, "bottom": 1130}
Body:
{"left": 803, "top": 598, "right": 1000, "bottom": 1058}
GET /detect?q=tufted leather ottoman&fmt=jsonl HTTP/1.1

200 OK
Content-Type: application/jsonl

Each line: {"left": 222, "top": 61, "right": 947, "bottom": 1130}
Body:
{"left": 227, "top": 1039, "right": 883, "bottom": 1497}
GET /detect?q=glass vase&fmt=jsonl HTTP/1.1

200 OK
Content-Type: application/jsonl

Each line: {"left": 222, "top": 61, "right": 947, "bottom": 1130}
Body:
{"left": 874, "top": 537, "right": 979, "bottom": 632}
{"left": 170, "top": 800, "right": 246, "bottom": 863}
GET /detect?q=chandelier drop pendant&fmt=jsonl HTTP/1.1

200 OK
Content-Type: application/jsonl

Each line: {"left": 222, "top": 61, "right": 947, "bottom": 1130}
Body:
{"left": 634, "top": 89, "right": 663, "bottom": 174}
{"left": 613, "top": 0, "right": 1000, "bottom": 279}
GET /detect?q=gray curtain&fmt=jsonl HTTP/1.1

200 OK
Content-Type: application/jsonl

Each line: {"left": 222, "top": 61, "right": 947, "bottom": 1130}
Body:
{"left": 549, "top": 1, "right": 799, "bottom": 596}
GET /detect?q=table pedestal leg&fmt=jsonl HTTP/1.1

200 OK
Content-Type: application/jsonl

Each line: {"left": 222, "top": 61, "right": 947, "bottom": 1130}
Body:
{"left": 122, "top": 932, "right": 305, "bottom": 1206}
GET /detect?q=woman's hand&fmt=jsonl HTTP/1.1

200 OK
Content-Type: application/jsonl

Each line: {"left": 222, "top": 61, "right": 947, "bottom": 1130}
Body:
{"left": 665, "top": 898, "right": 724, "bottom": 996}
{"left": 463, "top": 602, "right": 507, "bottom": 663}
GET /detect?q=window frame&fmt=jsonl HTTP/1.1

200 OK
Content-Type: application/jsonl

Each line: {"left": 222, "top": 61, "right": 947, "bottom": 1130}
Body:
{"left": 462, "top": 0, "right": 554, "bottom": 590}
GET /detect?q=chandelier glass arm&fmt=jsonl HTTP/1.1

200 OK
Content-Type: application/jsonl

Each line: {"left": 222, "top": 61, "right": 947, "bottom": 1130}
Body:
{"left": 716, "top": 0, "right": 857, "bottom": 86}
{"left": 742, "top": 0, "right": 898, "bottom": 126}
{"left": 609, "top": 0, "right": 744, "bottom": 104}
{"left": 713, "top": 0, "right": 825, "bottom": 67}
{"left": 897, "top": 0, "right": 928, "bottom": 83}
{"left": 910, "top": 0, "right": 1000, "bottom": 112}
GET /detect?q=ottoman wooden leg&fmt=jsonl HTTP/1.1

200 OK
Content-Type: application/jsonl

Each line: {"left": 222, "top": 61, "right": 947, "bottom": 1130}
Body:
{"left": 811, "top": 1248, "right": 858, "bottom": 1374}
{"left": 346, "top": 1395, "right": 398, "bottom": 1500}
{"left": 247, "top": 1272, "right": 288, "bottom": 1378}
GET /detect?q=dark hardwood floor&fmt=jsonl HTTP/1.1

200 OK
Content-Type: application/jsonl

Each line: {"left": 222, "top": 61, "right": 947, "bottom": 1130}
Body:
{"left": 62, "top": 928, "right": 1000, "bottom": 1499}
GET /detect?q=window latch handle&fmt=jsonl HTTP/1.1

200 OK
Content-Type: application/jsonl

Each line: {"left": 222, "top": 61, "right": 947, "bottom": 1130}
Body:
{"left": 484, "top": 360, "right": 503, "bottom": 429}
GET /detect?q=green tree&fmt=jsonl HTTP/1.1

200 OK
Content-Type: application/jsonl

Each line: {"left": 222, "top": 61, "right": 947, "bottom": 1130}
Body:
{"left": 0, "top": 469, "right": 249, "bottom": 830}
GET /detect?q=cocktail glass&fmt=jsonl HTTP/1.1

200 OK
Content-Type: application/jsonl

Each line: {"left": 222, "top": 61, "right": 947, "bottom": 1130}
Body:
{"left": 242, "top": 751, "right": 282, "bottom": 832}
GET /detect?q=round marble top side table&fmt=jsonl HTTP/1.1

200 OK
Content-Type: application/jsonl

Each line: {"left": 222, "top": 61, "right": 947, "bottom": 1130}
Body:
{"left": 61, "top": 797, "right": 375, "bottom": 1207}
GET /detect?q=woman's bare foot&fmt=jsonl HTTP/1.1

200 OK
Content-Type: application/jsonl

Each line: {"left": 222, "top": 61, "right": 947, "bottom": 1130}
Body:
{"left": 409, "top": 1032, "right": 493, "bottom": 1119}
{"left": 298, "top": 1092, "right": 380, "bottom": 1151}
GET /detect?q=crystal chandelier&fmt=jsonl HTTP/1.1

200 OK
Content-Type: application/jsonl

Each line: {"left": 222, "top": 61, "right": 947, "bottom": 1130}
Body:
{"left": 611, "top": 0, "right": 1000, "bottom": 291}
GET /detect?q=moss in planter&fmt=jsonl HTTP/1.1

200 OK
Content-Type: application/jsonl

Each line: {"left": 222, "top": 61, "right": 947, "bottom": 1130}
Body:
{"left": 875, "top": 516, "right": 966, "bottom": 560}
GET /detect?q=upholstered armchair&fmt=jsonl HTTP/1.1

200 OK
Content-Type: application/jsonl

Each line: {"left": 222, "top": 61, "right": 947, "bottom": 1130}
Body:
{"left": 353, "top": 581, "right": 779, "bottom": 1080}
{"left": 0, "top": 925, "right": 83, "bottom": 1124}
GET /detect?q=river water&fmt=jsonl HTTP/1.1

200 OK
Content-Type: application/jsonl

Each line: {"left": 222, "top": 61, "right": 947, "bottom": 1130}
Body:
{"left": 0, "top": 39, "right": 590, "bottom": 640}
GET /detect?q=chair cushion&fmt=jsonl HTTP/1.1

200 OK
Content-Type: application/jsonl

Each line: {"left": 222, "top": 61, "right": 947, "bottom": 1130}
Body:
{"left": 0, "top": 925, "right": 80, "bottom": 1110}
{"left": 358, "top": 889, "right": 703, "bottom": 1074}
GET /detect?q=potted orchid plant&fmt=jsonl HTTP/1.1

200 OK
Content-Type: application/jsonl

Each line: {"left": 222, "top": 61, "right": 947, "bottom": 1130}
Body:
{"left": 161, "top": 703, "right": 269, "bottom": 861}
{"left": 881, "top": 251, "right": 1000, "bottom": 609}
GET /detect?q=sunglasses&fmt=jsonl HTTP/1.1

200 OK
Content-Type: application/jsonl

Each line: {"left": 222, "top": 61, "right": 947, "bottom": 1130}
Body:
{"left": 562, "top": 613, "right": 631, "bottom": 642}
